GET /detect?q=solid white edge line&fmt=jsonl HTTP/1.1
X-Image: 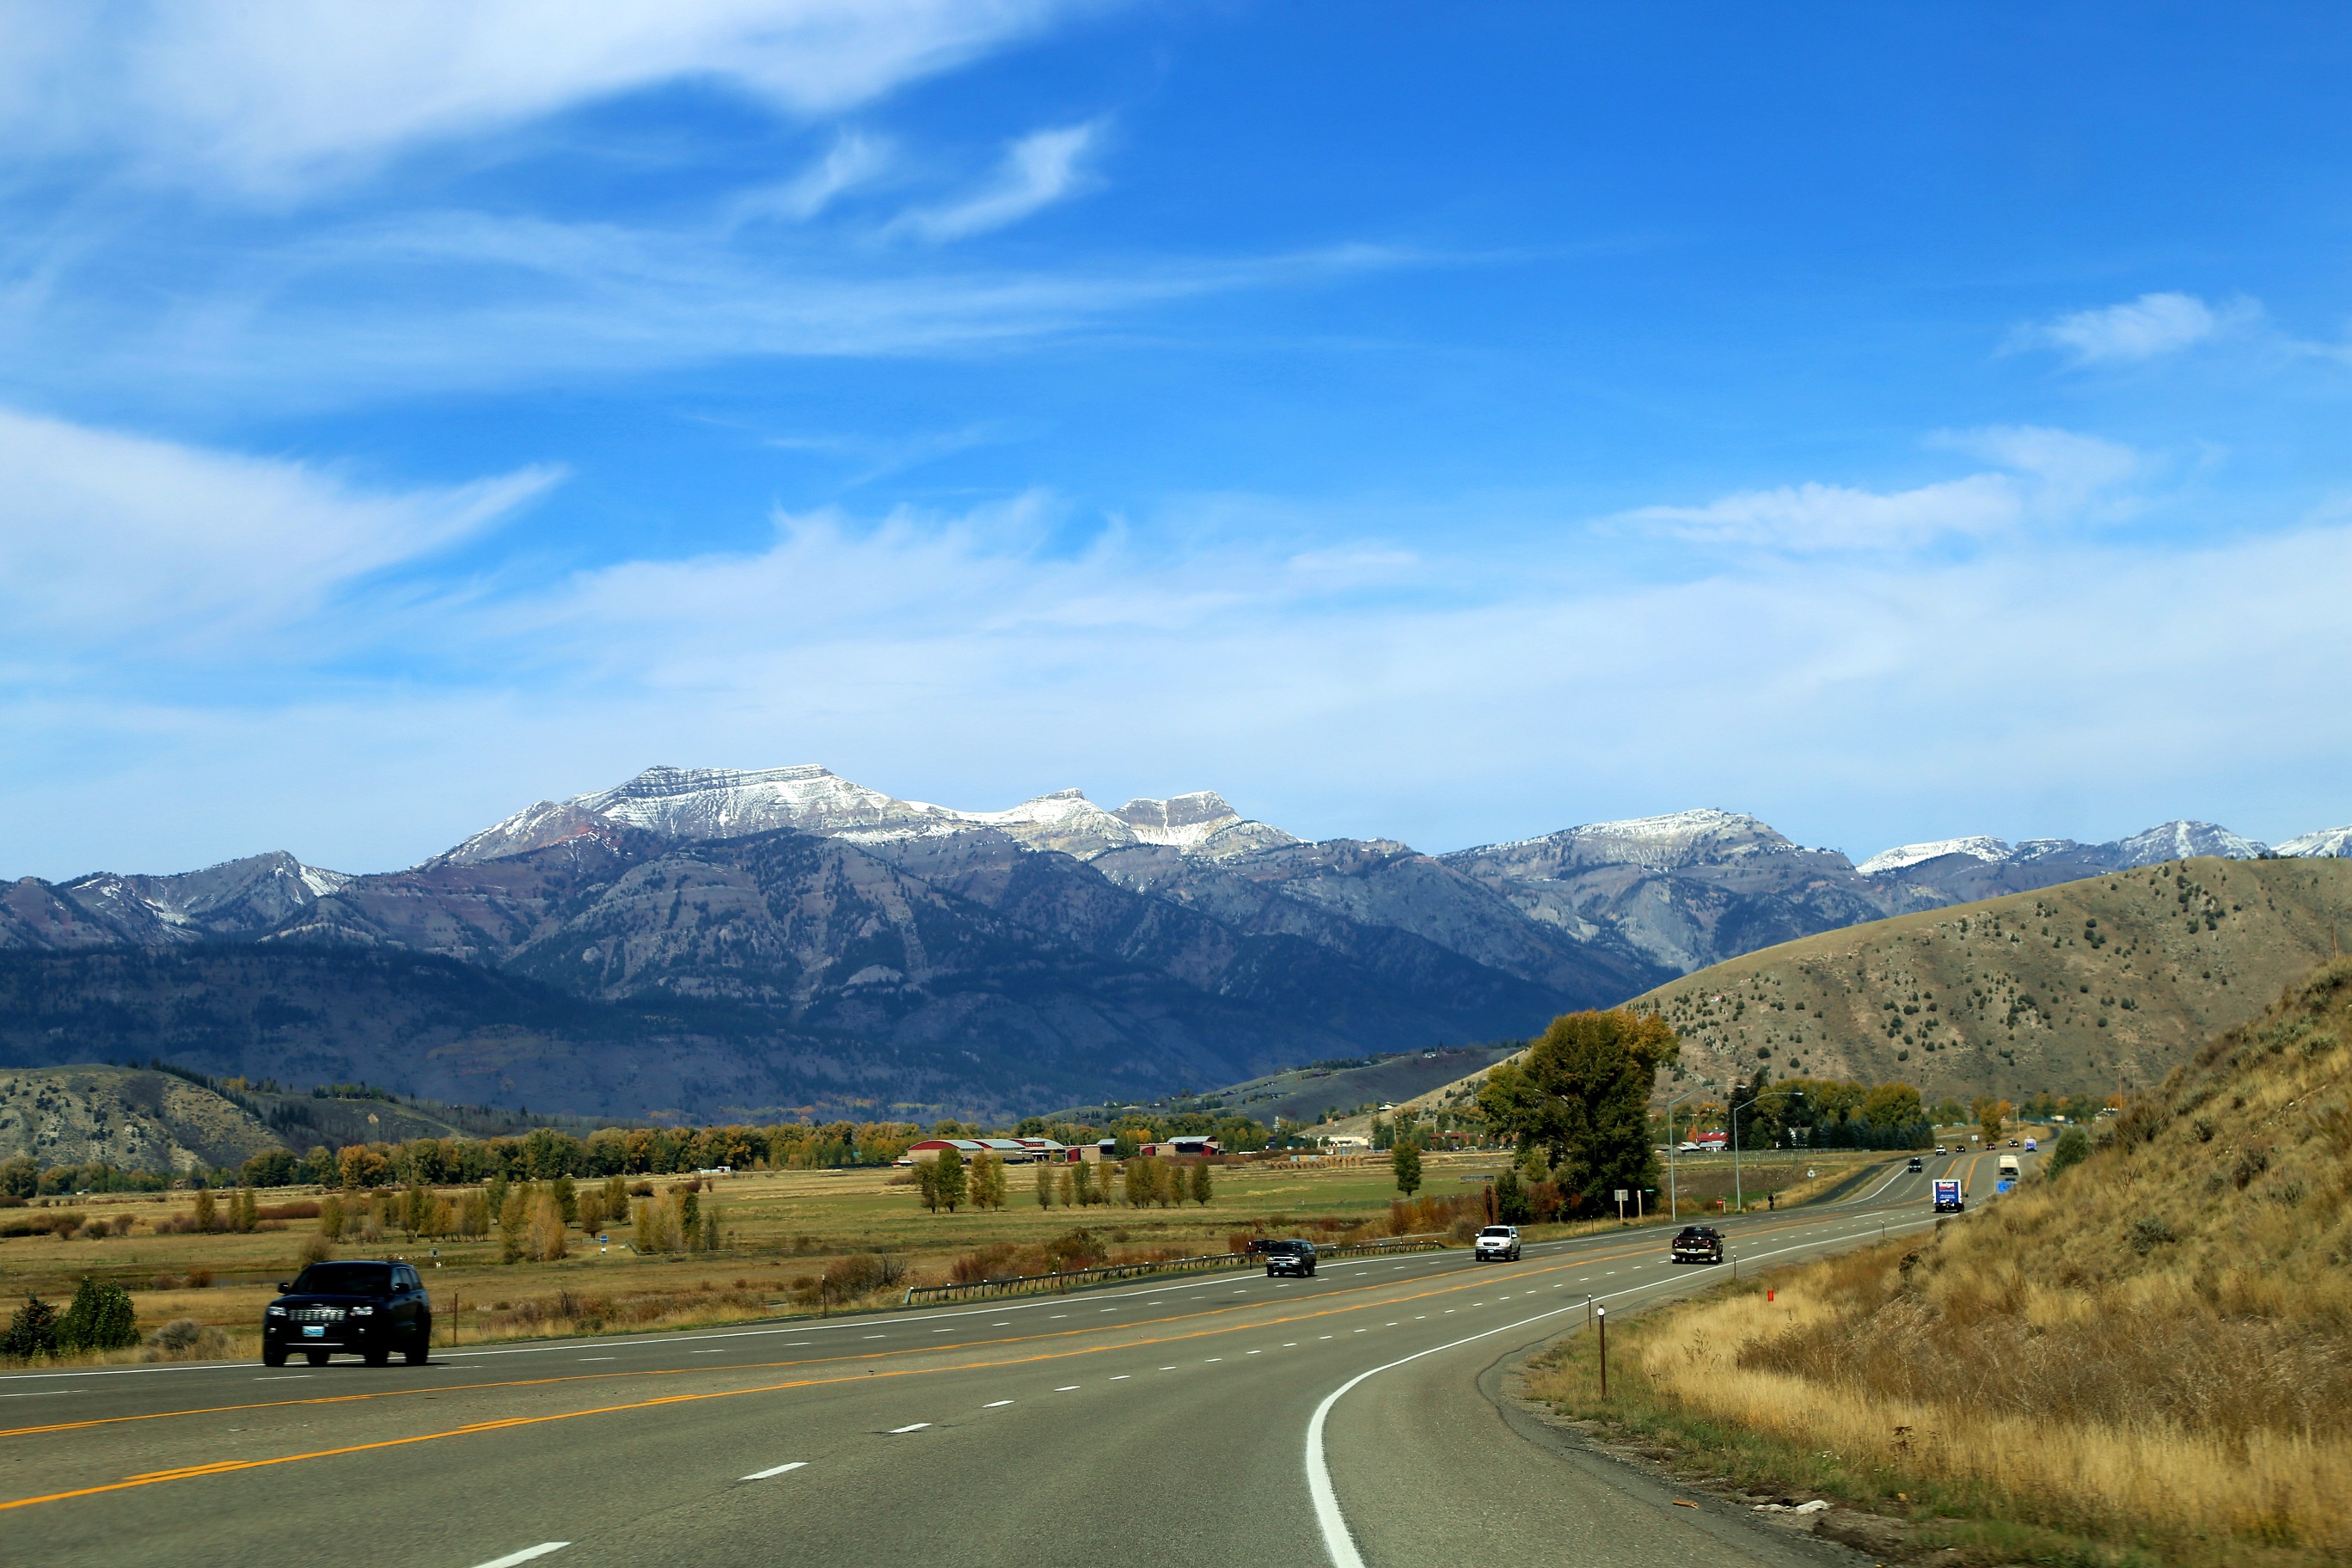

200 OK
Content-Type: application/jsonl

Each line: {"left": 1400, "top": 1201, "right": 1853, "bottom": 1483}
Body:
{"left": 1304, "top": 1214, "right": 1941, "bottom": 1568}
{"left": 470, "top": 1545, "right": 569, "bottom": 1568}
{"left": 739, "top": 1461, "right": 807, "bottom": 1480}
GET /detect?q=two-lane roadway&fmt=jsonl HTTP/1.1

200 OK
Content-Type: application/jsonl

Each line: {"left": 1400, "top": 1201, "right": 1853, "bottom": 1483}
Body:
{"left": 0, "top": 1148, "right": 2030, "bottom": 1568}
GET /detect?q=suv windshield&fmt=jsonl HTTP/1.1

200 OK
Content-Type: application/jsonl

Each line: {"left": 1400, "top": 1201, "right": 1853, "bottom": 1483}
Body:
{"left": 291, "top": 1263, "right": 395, "bottom": 1295}
{"left": 1479, "top": 1226, "right": 1513, "bottom": 1237}
{"left": 1261, "top": 1240, "right": 1311, "bottom": 1254}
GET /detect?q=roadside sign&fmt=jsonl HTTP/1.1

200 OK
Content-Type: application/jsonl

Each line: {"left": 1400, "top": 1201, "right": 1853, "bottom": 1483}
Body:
{"left": 1614, "top": 1189, "right": 1628, "bottom": 1203}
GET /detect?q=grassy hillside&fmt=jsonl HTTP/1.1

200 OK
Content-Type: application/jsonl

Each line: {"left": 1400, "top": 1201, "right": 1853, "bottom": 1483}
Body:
{"left": 1411, "top": 855, "right": 2352, "bottom": 1111}
{"left": 0, "top": 1066, "right": 281, "bottom": 1173}
{"left": 1522, "top": 958, "right": 2352, "bottom": 1564}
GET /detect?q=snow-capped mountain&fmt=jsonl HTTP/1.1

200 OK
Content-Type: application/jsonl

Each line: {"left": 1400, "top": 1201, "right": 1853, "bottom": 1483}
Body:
{"left": 3, "top": 766, "right": 2344, "bottom": 1119}
{"left": 2276, "top": 824, "right": 2352, "bottom": 858}
{"left": 432, "top": 764, "right": 1301, "bottom": 867}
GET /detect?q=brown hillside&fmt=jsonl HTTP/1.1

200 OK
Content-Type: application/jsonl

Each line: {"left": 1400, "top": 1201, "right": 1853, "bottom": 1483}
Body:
{"left": 0, "top": 1066, "right": 281, "bottom": 1173}
{"left": 1408, "top": 854, "right": 2352, "bottom": 1110}
{"left": 1580, "top": 959, "right": 2352, "bottom": 1558}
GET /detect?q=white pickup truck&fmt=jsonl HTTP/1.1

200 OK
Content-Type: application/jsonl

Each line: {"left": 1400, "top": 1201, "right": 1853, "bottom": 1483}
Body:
{"left": 1997, "top": 1153, "right": 2021, "bottom": 1181}
{"left": 1473, "top": 1224, "right": 1522, "bottom": 1261}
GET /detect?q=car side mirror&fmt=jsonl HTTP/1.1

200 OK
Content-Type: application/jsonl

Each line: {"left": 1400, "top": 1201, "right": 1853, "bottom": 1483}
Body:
{"left": 276, "top": 1282, "right": 291, "bottom": 1292}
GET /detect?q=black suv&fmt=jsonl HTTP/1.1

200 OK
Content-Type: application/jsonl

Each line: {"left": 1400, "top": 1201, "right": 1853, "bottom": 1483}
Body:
{"left": 263, "top": 1260, "right": 432, "bottom": 1367}
{"left": 1670, "top": 1225, "right": 1725, "bottom": 1265}
{"left": 1259, "top": 1239, "right": 1317, "bottom": 1277}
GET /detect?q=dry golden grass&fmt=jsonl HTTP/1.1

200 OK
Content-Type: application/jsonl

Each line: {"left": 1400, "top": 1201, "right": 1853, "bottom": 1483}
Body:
{"left": 1528, "top": 959, "right": 2352, "bottom": 1560}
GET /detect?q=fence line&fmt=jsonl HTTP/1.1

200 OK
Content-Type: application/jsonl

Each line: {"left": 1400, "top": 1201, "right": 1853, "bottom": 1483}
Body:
{"left": 901, "top": 1232, "right": 1451, "bottom": 1306}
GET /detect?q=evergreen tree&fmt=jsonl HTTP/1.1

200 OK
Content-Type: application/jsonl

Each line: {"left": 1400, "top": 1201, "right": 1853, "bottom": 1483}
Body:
{"left": 1493, "top": 1167, "right": 1531, "bottom": 1224}
{"left": 3, "top": 1294, "right": 60, "bottom": 1359}
{"left": 1392, "top": 1141, "right": 1424, "bottom": 1197}
{"left": 551, "top": 1173, "right": 578, "bottom": 1224}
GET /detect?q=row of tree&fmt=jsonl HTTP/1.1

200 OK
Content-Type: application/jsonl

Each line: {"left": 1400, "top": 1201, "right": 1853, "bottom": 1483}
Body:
{"left": 915, "top": 1150, "right": 1215, "bottom": 1213}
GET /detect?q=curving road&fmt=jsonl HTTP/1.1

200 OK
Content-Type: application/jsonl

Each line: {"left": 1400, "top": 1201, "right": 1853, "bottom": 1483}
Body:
{"left": 0, "top": 1148, "right": 2024, "bottom": 1568}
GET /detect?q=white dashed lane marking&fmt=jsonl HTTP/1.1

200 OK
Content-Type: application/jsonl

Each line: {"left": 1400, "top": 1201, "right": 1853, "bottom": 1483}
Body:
{"left": 739, "top": 1461, "right": 805, "bottom": 1481}
{"left": 888, "top": 1423, "right": 931, "bottom": 1434}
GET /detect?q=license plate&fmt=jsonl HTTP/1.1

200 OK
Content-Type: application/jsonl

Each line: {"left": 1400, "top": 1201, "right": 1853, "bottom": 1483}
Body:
{"left": 303, "top": 1326, "right": 324, "bottom": 1337}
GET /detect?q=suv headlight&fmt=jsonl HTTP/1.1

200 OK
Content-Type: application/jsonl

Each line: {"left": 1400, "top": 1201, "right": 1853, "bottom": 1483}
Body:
{"left": 350, "top": 1305, "right": 375, "bottom": 1316}
{"left": 266, "top": 1305, "right": 286, "bottom": 1316}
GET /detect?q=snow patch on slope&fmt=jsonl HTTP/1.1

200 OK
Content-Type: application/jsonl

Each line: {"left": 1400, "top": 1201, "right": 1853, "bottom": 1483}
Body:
{"left": 1855, "top": 836, "right": 2015, "bottom": 876}
{"left": 2274, "top": 825, "right": 2352, "bottom": 858}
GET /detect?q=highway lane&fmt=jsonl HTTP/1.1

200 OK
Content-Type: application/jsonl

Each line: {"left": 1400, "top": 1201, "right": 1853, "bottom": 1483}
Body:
{"left": 0, "top": 1155, "right": 2031, "bottom": 1567}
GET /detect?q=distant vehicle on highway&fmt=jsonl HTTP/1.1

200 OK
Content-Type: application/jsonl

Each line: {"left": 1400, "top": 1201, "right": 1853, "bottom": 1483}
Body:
{"left": 1907, "top": 1155, "right": 1924, "bottom": 1173}
{"left": 1932, "top": 1179, "right": 1964, "bottom": 1213}
{"left": 2024, "top": 1136, "right": 2038, "bottom": 1152}
{"left": 263, "top": 1260, "right": 431, "bottom": 1368}
{"left": 1934, "top": 1145, "right": 1948, "bottom": 1155}
{"left": 1259, "top": 1239, "right": 1317, "bottom": 1278}
{"left": 1473, "top": 1224, "right": 1522, "bottom": 1261}
{"left": 1998, "top": 1154, "right": 2021, "bottom": 1181}
{"left": 1670, "top": 1225, "right": 1724, "bottom": 1265}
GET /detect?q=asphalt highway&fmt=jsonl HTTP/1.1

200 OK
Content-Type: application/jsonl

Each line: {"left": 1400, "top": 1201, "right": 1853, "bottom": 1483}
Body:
{"left": 0, "top": 1147, "right": 2026, "bottom": 1568}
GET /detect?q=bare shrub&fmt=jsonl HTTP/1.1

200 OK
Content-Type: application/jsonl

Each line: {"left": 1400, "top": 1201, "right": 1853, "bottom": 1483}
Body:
{"left": 141, "top": 1318, "right": 234, "bottom": 1362}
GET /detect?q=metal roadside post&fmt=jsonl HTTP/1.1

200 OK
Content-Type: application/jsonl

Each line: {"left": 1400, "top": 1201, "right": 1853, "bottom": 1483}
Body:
{"left": 1596, "top": 1304, "right": 1608, "bottom": 1400}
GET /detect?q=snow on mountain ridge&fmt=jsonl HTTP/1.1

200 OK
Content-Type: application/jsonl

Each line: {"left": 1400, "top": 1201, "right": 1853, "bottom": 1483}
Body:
{"left": 2276, "top": 825, "right": 2352, "bottom": 858}
{"left": 1854, "top": 836, "right": 2016, "bottom": 876}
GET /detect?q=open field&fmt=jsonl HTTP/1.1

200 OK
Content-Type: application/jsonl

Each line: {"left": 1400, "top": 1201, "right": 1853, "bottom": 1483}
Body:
{"left": 0, "top": 1147, "right": 1892, "bottom": 1363}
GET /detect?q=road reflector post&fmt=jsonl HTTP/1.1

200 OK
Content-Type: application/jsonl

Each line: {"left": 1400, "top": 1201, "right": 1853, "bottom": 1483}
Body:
{"left": 1596, "top": 1304, "right": 1608, "bottom": 1400}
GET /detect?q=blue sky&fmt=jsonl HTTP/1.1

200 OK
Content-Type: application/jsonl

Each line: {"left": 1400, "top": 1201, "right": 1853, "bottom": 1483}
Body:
{"left": 3, "top": 2, "right": 2349, "bottom": 877}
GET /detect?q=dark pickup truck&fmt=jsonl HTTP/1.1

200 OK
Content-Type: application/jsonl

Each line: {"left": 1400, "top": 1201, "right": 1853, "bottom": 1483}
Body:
{"left": 1670, "top": 1225, "right": 1725, "bottom": 1265}
{"left": 1257, "top": 1239, "right": 1318, "bottom": 1277}
{"left": 262, "top": 1260, "right": 432, "bottom": 1367}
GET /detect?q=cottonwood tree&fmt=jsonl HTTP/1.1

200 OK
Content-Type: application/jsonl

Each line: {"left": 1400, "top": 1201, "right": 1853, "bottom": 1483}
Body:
{"left": 1479, "top": 1008, "right": 1678, "bottom": 1215}
{"left": 933, "top": 1148, "right": 967, "bottom": 1213}
{"left": 1189, "top": 1161, "right": 1213, "bottom": 1206}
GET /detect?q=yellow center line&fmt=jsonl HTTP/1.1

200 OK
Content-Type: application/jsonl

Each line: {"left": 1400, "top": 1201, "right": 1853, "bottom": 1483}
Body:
{"left": 2, "top": 1202, "right": 1901, "bottom": 1510}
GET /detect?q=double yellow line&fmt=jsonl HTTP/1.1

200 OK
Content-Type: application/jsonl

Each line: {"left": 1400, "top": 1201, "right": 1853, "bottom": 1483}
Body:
{"left": 0, "top": 1205, "right": 1895, "bottom": 1513}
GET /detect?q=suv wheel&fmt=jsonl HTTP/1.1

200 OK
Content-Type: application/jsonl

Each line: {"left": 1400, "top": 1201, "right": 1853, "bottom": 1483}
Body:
{"left": 406, "top": 1319, "right": 432, "bottom": 1366}
{"left": 364, "top": 1346, "right": 390, "bottom": 1368}
{"left": 262, "top": 1344, "right": 287, "bottom": 1368}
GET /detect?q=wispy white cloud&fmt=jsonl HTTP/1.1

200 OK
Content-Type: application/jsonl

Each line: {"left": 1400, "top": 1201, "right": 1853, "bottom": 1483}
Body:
{"left": 0, "top": 407, "right": 558, "bottom": 652}
{"left": 2, "top": 410, "right": 2341, "bottom": 882}
{"left": 891, "top": 122, "right": 1103, "bottom": 242}
{"left": 730, "top": 132, "right": 893, "bottom": 225}
{"left": 1620, "top": 426, "right": 2142, "bottom": 552}
{"left": 0, "top": 1, "right": 1084, "bottom": 196}
{"left": 2025, "top": 291, "right": 2257, "bottom": 364}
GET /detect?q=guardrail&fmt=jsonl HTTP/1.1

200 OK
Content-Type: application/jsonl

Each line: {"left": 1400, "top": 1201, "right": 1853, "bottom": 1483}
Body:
{"left": 901, "top": 1232, "right": 1452, "bottom": 1306}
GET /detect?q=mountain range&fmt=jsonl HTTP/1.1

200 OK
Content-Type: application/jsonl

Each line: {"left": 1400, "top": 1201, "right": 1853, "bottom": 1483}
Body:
{"left": 0, "top": 763, "right": 2343, "bottom": 1121}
